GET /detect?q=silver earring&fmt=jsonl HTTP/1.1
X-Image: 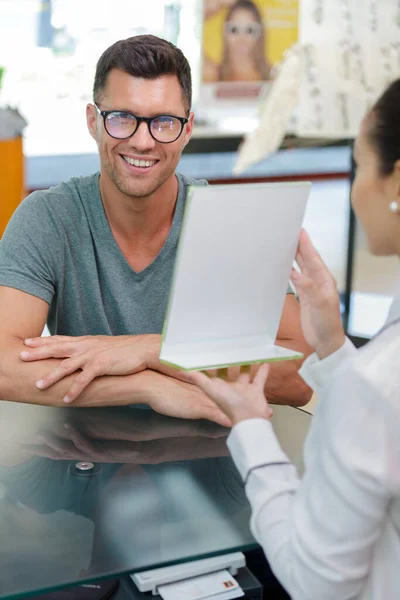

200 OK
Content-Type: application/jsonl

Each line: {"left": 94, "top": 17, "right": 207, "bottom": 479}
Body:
{"left": 389, "top": 201, "right": 400, "bottom": 214}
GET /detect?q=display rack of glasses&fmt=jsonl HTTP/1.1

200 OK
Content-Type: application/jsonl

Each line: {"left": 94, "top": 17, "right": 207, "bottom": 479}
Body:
{"left": 295, "top": 0, "right": 400, "bottom": 338}
{"left": 294, "top": 0, "right": 400, "bottom": 139}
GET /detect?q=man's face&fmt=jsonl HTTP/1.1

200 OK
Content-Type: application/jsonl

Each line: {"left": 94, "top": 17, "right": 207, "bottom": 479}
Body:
{"left": 87, "top": 69, "right": 194, "bottom": 199}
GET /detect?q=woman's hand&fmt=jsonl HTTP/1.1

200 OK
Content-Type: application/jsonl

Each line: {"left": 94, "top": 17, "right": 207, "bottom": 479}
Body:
{"left": 188, "top": 364, "right": 272, "bottom": 426}
{"left": 290, "top": 229, "right": 345, "bottom": 359}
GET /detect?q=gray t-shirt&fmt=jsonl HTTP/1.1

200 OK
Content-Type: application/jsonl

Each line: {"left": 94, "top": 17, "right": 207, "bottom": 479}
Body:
{"left": 0, "top": 172, "right": 205, "bottom": 336}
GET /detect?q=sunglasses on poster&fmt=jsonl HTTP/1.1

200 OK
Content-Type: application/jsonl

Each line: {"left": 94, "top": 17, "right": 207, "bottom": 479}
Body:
{"left": 224, "top": 22, "right": 262, "bottom": 37}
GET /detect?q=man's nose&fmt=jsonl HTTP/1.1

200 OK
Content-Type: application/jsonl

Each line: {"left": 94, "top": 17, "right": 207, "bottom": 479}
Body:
{"left": 129, "top": 121, "right": 156, "bottom": 151}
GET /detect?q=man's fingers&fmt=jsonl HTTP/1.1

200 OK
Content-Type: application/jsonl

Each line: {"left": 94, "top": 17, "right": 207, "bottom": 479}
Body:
{"left": 20, "top": 344, "right": 74, "bottom": 361}
{"left": 24, "top": 335, "right": 78, "bottom": 347}
{"left": 200, "top": 404, "right": 231, "bottom": 428}
{"left": 63, "top": 367, "right": 100, "bottom": 403}
{"left": 182, "top": 376, "right": 232, "bottom": 427}
{"left": 35, "top": 357, "right": 83, "bottom": 390}
{"left": 209, "top": 410, "right": 231, "bottom": 428}
{"left": 24, "top": 336, "right": 58, "bottom": 347}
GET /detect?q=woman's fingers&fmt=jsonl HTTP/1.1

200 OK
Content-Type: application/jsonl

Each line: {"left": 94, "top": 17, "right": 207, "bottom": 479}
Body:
{"left": 205, "top": 369, "right": 219, "bottom": 378}
{"left": 188, "top": 370, "right": 216, "bottom": 391}
{"left": 237, "top": 370, "right": 251, "bottom": 384}
{"left": 188, "top": 372, "right": 234, "bottom": 404}
{"left": 290, "top": 267, "right": 315, "bottom": 300}
{"left": 297, "top": 230, "right": 330, "bottom": 280}
{"left": 227, "top": 365, "right": 241, "bottom": 381}
{"left": 252, "top": 363, "right": 270, "bottom": 389}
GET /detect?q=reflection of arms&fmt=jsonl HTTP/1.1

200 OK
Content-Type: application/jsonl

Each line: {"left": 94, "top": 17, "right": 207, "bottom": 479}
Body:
{"left": 24, "top": 427, "right": 230, "bottom": 464}
{"left": 18, "top": 409, "right": 230, "bottom": 464}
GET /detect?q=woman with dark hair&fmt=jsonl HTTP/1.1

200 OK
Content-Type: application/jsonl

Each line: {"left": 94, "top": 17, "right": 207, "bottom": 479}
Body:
{"left": 204, "top": 0, "right": 271, "bottom": 83}
{"left": 190, "top": 78, "right": 400, "bottom": 599}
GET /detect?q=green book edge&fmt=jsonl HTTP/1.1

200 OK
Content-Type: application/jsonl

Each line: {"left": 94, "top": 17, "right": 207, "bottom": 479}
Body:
{"left": 160, "top": 352, "right": 304, "bottom": 372}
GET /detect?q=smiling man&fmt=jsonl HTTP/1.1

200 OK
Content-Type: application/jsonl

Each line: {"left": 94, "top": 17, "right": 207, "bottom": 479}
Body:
{"left": 0, "top": 35, "right": 312, "bottom": 419}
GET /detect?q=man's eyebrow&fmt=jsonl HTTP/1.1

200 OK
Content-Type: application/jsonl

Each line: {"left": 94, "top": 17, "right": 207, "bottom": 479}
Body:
{"left": 101, "top": 107, "right": 180, "bottom": 116}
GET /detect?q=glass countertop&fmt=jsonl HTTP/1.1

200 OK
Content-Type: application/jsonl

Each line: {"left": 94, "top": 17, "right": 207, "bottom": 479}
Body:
{"left": 0, "top": 401, "right": 311, "bottom": 599}
{"left": 0, "top": 402, "right": 253, "bottom": 599}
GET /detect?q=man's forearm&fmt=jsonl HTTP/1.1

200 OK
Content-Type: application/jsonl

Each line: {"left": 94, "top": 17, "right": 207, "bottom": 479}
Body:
{"left": 266, "top": 338, "right": 313, "bottom": 406}
{"left": 0, "top": 335, "right": 177, "bottom": 407}
{"left": 0, "top": 333, "right": 312, "bottom": 410}
{"left": 0, "top": 336, "right": 229, "bottom": 430}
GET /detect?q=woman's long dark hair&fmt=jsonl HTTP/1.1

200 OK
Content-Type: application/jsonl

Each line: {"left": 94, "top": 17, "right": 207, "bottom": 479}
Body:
{"left": 369, "top": 79, "right": 400, "bottom": 176}
{"left": 219, "top": 0, "right": 271, "bottom": 82}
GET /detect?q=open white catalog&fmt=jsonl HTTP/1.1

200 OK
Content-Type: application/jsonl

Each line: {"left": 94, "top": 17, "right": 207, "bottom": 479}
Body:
{"left": 160, "top": 181, "right": 311, "bottom": 371}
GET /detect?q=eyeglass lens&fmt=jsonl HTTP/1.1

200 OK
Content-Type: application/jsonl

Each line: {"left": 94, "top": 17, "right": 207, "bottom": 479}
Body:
{"left": 104, "top": 112, "right": 183, "bottom": 142}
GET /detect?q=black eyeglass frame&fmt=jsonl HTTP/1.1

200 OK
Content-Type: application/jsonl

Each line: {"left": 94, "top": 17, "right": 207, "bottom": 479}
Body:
{"left": 94, "top": 103, "right": 189, "bottom": 144}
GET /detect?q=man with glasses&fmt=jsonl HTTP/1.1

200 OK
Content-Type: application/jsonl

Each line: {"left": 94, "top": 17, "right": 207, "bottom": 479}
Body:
{"left": 0, "top": 35, "right": 311, "bottom": 418}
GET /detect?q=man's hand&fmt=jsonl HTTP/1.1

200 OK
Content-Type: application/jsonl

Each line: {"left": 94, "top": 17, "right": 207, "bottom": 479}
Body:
{"left": 146, "top": 372, "right": 232, "bottom": 428}
{"left": 188, "top": 365, "right": 272, "bottom": 426}
{"left": 20, "top": 334, "right": 189, "bottom": 403}
{"left": 290, "top": 230, "right": 346, "bottom": 359}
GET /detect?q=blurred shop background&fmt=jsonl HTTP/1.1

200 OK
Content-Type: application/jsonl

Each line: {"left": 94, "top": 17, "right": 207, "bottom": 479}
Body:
{"left": 1, "top": 0, "right": 399, "bottom": 343}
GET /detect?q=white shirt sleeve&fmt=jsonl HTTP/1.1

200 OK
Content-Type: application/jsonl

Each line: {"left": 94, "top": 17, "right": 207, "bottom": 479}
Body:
{"left": 228, "top": 365, "right": 397, "bottom": 600}
{"left": 299, "top": 337, "right": 356, "bottom": 391}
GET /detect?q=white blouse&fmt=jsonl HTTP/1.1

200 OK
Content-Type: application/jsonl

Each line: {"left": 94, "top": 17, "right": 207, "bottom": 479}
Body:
{"left": 228, "top": 312, "right": 400, "bottom": 600}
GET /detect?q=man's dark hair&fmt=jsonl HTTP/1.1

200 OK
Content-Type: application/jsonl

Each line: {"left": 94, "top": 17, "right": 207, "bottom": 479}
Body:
{"left": 93, "top": 34, "right": 192, "bottom": 112}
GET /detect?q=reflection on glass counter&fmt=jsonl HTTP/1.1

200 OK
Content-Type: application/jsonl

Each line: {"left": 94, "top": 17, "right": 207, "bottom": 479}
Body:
{"left": 0, "top": 399, "right": 313, "bottom": 599}
{"left": 0, "top": 402, "right": 254, "bottom": 599}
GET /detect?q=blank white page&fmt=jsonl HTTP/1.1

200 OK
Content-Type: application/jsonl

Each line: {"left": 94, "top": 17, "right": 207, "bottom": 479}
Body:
{"left": 163, "top": 181, "right": 310, "bottom": 347}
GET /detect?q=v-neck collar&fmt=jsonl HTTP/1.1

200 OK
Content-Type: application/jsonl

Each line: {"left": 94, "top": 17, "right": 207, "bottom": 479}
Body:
{"left": 92, "top": 173, "right": 185, "bottom": 278}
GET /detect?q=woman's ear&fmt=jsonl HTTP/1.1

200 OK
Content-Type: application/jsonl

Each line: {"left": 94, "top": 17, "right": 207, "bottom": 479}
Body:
{"left": 391, "top": 160, "right": 400, "bottom": 202}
